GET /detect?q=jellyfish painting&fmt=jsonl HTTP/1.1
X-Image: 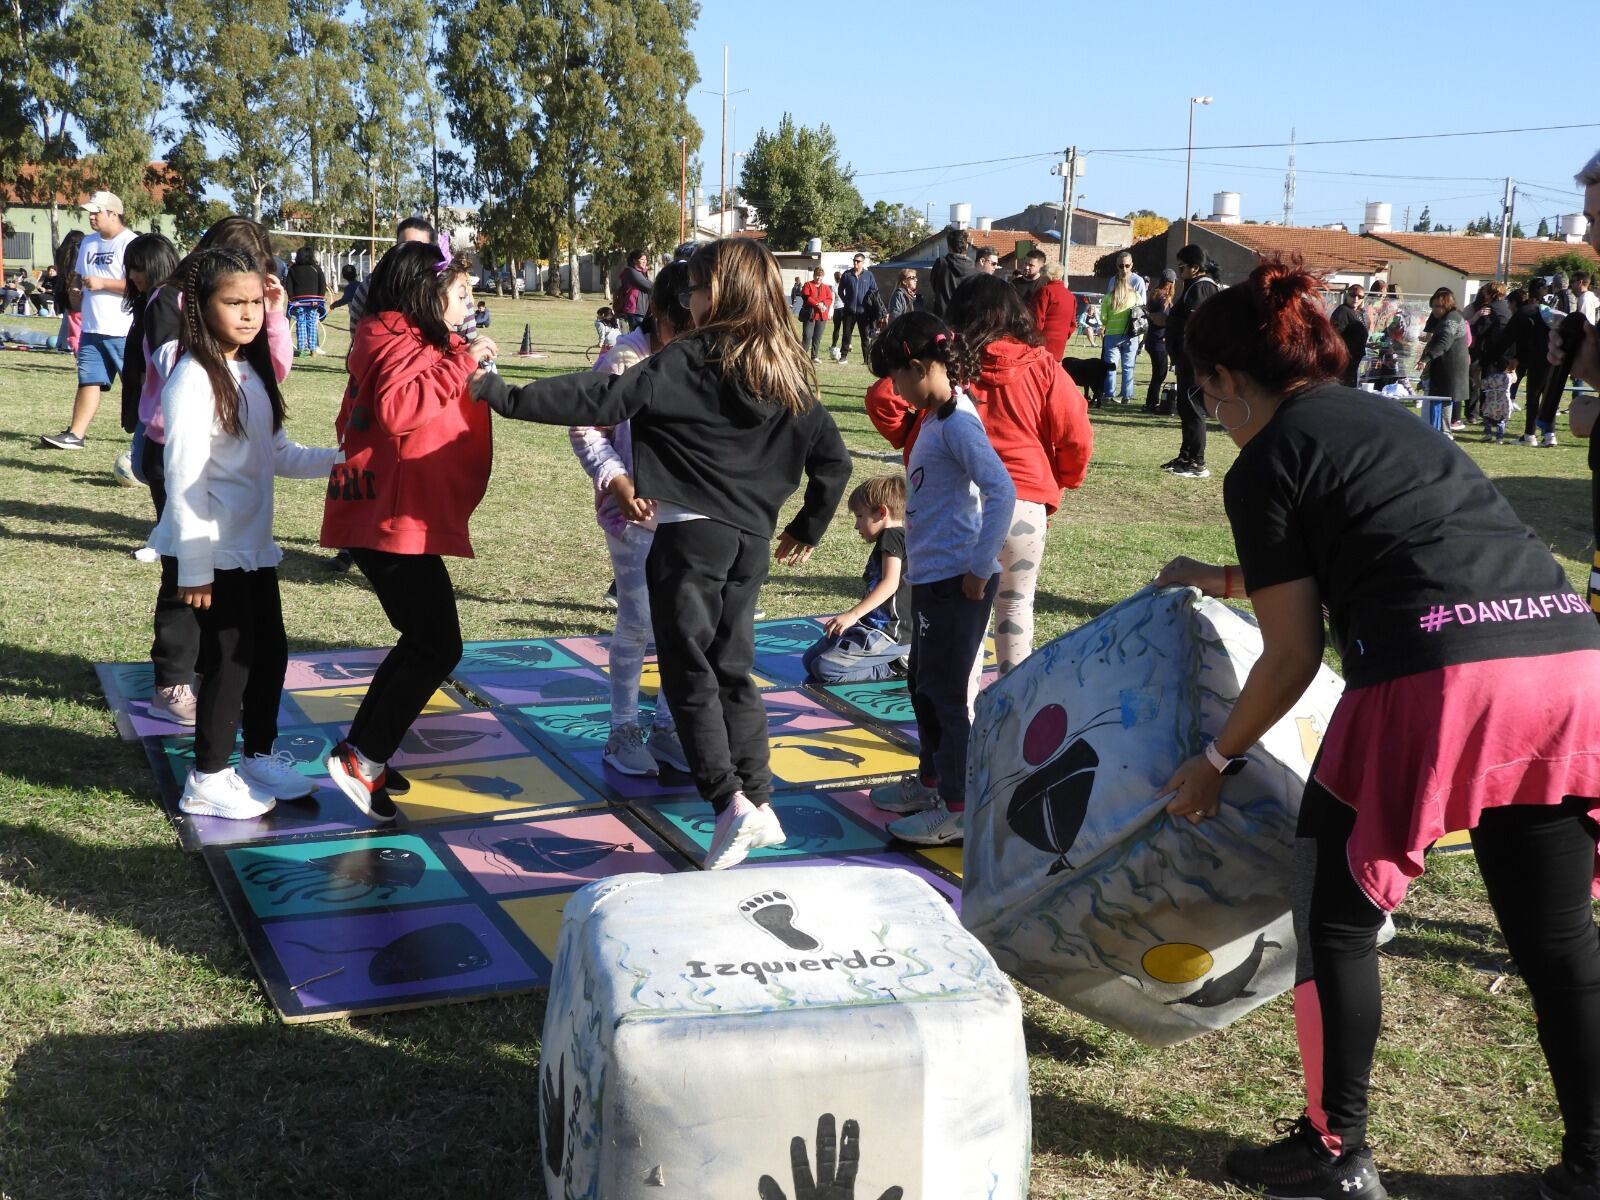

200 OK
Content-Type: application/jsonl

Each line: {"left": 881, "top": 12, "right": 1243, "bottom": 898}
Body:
{"left": 242, "top": 845, "right": 428, "bottom": 906}
{"left": 277, "top": 733, "right": 329, "bottom": 765}
{"left": 309, "top": 661, "right": 379, "bottom": 682}
{"left": 535, "top": 712, "right": 612, "bottom": 746}
{"left": 492, "top": 832, "right": 634, "bottom": 874}
{"left": 755, "top": 622, "right": 827, "bottom": 654}
{"left": 471, "top": 643, "right": 555, "bottom": 669}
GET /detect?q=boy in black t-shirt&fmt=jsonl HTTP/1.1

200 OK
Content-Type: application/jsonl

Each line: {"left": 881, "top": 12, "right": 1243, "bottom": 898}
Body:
{"left": 803, "top": 475, "right": 910, "bottom": 683}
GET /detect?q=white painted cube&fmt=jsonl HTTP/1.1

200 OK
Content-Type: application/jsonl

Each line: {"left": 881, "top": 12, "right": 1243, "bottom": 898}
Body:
{"left": 538, "top": 865, "right": 1030, "bottom": 1198}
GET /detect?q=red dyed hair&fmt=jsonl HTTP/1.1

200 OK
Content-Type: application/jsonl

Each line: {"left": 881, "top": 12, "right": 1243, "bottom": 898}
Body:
{"left": 1183, "top": 257, "right": 1349, "bottom": 392}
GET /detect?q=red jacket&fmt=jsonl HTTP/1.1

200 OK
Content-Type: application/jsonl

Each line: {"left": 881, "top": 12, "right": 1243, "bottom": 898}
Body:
{"left": 1029, "top": 279, "right": 1077, "bottom": 361}
{"left": 320, "top": 311, "right": 491, "bottom": 557}
{"left": 865, "top": 377, "right": 923, "bottom": 464}
{"left": 967, "top": 338, "right": 1092, "bottom": 512}
{"left": 800, "top": 279, "right": 833, "bottom": 321}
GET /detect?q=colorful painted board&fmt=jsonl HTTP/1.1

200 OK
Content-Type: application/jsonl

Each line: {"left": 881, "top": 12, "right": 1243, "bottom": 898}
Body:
{"left": 204, "top": 809, "right": 688, "bottom": 1021}
{"left": 141, "top": 710, "right": 605, "bottom": 851}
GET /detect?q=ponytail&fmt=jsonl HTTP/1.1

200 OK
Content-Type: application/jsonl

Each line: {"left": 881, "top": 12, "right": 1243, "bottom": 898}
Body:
{"left": 868, "top": 312, "right": 981, "bottom": 388}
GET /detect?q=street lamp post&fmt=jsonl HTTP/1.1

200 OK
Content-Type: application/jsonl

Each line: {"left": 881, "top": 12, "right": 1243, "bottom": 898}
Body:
{"left": 1182, "top": 95, "right": 1213, "bottom": 251}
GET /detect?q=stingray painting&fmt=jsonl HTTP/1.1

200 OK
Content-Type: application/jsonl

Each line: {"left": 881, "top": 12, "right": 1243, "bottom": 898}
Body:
{"left": 242, "top": 845, "right": 427, "bottom": 906}
{"left": 492, "top": 831, "right": 633, "bottom": 875}
{"left": 309, "top": 661, "right": 380, "bottom": 682}
{"left": 398, "top": 725, "right": 505, "bottom": 756}
{"left": 286, "top": 921, "right": 492, "bottom": 987}
{"left": 1006, "top": 737, "right": 1100, "bottom": 875}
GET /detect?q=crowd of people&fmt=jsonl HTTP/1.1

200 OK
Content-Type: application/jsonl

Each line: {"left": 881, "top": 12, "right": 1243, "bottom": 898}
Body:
{"left": 19, "top": 140, "right": 1600, "bottom": 1200}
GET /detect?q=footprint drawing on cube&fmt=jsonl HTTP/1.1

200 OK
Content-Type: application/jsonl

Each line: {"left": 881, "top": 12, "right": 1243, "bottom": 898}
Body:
{"left": 740, "top": 890, "right": 821, "bottom": 952}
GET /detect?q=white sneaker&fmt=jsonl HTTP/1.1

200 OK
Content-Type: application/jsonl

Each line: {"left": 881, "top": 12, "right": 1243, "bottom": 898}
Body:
{"left": 149, "top": 682, "right": 197, "bottom": 726}
{"left": 1519, "top": 434, "right": 1539, "bottom": 446}
{"left": 889, "top": 805, "right": 964, "bottom": 846}
{"left": 239, "top": 750, "right": 314, "bottom": 800}
{"left": 704, "top": 794, "right": 787, "bottom": 870}
{"left": 1542, "top": 432, "right": 1558, "bottom": 447}
{"left": 179, "top": 767, "right": 276, "bottom": 820}
{"left": 647, "top": 723, "right": 690, "bottom": 773}
{"left": 870, "top": 773, "right": 939, "bottom": 814}
{"left": 602, "top": 723, "right": 658, "bottom": 776}
{"left": 829, "top": 346, "right": 841, "bottom": 362}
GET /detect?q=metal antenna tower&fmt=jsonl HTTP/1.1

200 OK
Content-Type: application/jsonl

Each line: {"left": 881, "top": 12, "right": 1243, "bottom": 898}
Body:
{"left": 1282, "top": 127, "right": 1296, "bottom": 226}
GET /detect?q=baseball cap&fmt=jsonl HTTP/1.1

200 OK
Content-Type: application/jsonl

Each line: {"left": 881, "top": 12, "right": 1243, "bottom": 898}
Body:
{"left": 1159, "top": 268, "right": 1178, "bottom": 283}
{"left": 81, "top": 190, "right": 124, "bottom": 215}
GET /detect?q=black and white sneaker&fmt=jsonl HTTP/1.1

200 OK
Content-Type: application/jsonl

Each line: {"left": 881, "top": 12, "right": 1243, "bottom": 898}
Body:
{"left": 1175, "top": 463, "right": 1211, "bottom": 479}
{"left": 40, "top": 430, "right": 85, "bottom": 450}
{"left": 1159, "top": 457, "right": 1189, "bottom": 473}
{"left": 1224, "top": 1117, "right": 1387, "bottom": 1200}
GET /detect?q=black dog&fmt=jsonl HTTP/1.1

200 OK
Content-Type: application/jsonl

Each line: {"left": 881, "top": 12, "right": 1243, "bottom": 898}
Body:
{"left": 1060, "top": 356, "right": 1106, "bottom": 405}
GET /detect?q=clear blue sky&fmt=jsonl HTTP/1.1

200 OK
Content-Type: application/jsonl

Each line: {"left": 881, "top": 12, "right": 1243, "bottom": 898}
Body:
{"left": 683, "top": 0, "right": 1594, "bottom": 233}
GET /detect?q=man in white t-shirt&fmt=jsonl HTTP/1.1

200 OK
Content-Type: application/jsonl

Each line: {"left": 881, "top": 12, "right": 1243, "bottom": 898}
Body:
{"left": 40, "top": 190, "right": 137, "bottom": 450}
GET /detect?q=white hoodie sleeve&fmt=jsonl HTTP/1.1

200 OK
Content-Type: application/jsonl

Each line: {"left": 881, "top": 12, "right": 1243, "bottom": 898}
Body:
{"left": 272, "top": 426, "right": 342, "bottom": 478}
{"left": 160, "top": 360, "right": 222, "bottom": 588}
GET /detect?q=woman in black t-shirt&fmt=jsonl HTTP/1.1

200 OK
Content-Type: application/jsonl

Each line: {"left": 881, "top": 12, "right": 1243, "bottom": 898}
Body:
{"left": 1155, "top": 261, "right": 1600, "bottom": 1200}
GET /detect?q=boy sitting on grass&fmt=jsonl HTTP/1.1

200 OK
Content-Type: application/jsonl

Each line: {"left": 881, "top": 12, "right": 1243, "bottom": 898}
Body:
{"left": 802, "top": 474, "right": 911, "bottom": 683}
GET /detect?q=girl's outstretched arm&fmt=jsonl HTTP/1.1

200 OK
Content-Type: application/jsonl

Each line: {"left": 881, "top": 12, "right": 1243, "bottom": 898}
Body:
{"left": 272, "top": 428, "right": 342, "bottom": 478}
{"left": 472, "top": 363, "right": 650, "bottom": 428}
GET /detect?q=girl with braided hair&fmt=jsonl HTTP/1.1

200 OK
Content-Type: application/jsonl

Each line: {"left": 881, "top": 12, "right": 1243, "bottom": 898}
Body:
{"left": 147, "top": 248, "right": 340, "bottom": 820}
{"left": 864, "top": 311, "right": 1015, "bottom": 847}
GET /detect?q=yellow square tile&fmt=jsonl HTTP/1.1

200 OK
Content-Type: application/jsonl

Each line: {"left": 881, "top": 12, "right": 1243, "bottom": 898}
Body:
{"left": 501, "top": 893, "right": 573, "bottom": 959}
{"left": 914, "top": 845, "right": 964, "bottom": 879}
{"left": 767, "top": 727, "right": 918, "bottom": 785}
{"left": 392, "top": 755, "right": 596, "bottom": 823}
{"left": 291, "top": 685, "right": 463, "bottom": 726}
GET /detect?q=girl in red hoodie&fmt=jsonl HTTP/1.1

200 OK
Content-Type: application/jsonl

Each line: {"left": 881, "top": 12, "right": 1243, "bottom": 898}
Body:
{"left": 320, "top": 240, "right": 499, "bottom": 819}
{"left": 946, "top": 274, "right": 1093, "bottom": 675}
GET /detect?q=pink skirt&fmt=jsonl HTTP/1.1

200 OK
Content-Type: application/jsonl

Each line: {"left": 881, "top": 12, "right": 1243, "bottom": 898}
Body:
{"left": 1313, "top": 648, "right": 1600, "bottom": 911}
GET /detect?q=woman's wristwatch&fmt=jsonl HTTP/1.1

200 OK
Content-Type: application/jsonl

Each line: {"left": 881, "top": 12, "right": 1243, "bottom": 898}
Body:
{"left": 1204, "top": 740, "right": 1249, "bottom": 776}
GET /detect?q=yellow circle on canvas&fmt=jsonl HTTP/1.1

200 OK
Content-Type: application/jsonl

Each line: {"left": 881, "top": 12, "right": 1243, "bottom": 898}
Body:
{"left": 1142, "top": 942, "right": 1214, "bottom": 984}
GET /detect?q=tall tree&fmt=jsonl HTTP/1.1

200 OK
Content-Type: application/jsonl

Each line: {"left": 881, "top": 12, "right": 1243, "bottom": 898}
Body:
{"left": 738, "top": 114, "right": 861, "bottom": 251}
{"left": 352, "top": 0, "right": 432, "bottom": 244}
{"left": 284, "top": 0, "right": 364, "bottom": 233}
{"left": 170, "top": 0, "right": 298, "bottom": 222}
{"left": 7, "top": 0, "right": 82, "bottom": 252}
{"left": 1413, "top": 206, "right": 1431, "bottom": 232}
{"left": 68, "top": 0, "right": 164, "bottom": 223}
{"left": 851, "top": 201, "right": 921, "bottom": 258}
{"left": 1536, "top": 216, "right": 1551, "bottom": 238}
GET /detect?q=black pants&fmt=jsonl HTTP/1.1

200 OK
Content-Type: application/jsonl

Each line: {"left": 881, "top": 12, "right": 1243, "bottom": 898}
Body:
{"left": 838, "top": 311, "right": 874, "bottom": 361}
{"left": 193, "top": 568, "right": 286, "bottom": 773}
{"left": 1299, "top": 784, "right": 1600, "bottom": 1168}
{"left": 142, "top": 435, "right": 202, "bottom": 687}
{"left": 908, "top": 575, "right": 997, "bottom": 807}
{"left": 347, "top": 548, "right": 463, "bottom": 763}
{"left": 1538, "top": 362, "right": 1572, "bottom": 436}
{"left": 1144, "top": 347, "right": 1170, "bottom": 411}
{"left": 830, "top": 312, "right": 844, "bottom": 349}
{"left": 1174, "top": 363, "right": 1207, "bottom": 466}
{"left": 646, "top": 520, "right": 771, "bottom": 812}
{"left": 1517, "top": 359, "right": 1553, "bottom": 437}
{"left": 804, "top": 318, "right": 827, "bottom": 359}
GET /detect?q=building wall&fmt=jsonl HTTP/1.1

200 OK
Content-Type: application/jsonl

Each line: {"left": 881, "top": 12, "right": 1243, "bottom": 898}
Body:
{"left": 992, "top": 204, "right": 1132, "bottom": 249}
{"left": 3, "top": 205, "right": 178, "bottom": 271}
{"left": 1385, "top": 256, "right": 1471, "bottom": 304}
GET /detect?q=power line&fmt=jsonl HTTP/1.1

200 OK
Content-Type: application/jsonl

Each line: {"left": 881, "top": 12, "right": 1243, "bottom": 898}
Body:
{"left": 851, "top": 121, "right": 1600, "bottom": 183}
{"left": 1098, "top": 150, "right": 1501, "bottom": 184}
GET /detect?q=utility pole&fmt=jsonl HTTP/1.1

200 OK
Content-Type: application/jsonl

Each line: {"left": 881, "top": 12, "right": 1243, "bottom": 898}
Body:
{"left": 679, "top": 137, "right": 688, "bottom": 246}
{"left": 1282, "top": 127, "right": 1296, "bottom": 227}
{"left": 1496, "top": 177, "right": 1515, "bottom": 282}
{"left": 1403, "top": 205, "right": 1411, "bottom": 234}
{"left": 1052, "top": 148, "right": 1079, "bottom": 270}
{"left": 700, "top": 45, "right": 746, "bottom": 238}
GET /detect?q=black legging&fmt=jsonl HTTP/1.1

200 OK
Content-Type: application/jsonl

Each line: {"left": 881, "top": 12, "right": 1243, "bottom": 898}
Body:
{"left": 141, "top": 434, "right": 201, "bottom": 687}
{"left": 347, "top": 548, "right": 464, "bottom": 762}
{"left": 1145, "top": 347, "right": 1169, "bottom": 411}
{"left": 193, "top": 568, "right": 286, "bottom": 772}
{"left": 1174, "top": 362, "right": 1208, "bottom": 466}
{"left": 1298, "top": 783, "right": 1600, "bottom": 1169}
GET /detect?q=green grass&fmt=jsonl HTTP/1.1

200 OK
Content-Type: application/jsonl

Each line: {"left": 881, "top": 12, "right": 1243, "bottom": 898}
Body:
{"left": 0, "top": 296, "right": 1594, "bottom": 1198}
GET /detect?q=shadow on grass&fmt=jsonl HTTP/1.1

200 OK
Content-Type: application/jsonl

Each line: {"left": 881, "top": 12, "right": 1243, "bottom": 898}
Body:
{"left": 0, "top": 1016, "right": 545, "bottom": 1200}
{"left": 1495, "top": 475, "right": 1593, "bottom": 564}
{"left": 0, "top": 497, "right": 154, "bottom": 554}
{"left": 1382, "top": 911, "right": 1510, "bottom": 973}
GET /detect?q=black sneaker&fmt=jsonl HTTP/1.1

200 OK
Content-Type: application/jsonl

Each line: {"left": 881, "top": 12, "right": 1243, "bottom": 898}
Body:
{"left": 383, "top": 767, "right": 411, "bottom": 797}
{"left": 1160, "top": 456, "right": 1190, "bottom": 473}
{"left": 1224, "top": 1116, "right": 1386, "bottom": 1200}
{"left": 327, "top": 549, "right": 353, "bottom": 572}
{"left": 1542, "top": 1163, "right": 1600, "bottom": 1200}
{"left": 40, "top": 429, "right": 85, "bottom": 450}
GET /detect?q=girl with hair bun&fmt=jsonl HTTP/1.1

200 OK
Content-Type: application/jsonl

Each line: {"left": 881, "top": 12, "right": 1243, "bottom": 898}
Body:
{"left": 1155, "top": 259, "right": 1600, "bottom": 1200}
{"left": 864, "top": 311, "right": 1015, "bottom": 848}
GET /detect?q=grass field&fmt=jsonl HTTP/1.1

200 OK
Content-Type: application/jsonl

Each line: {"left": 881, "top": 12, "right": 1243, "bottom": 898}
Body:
{"left": 1, "top": 294, "right": 1595, "bottom": 1199}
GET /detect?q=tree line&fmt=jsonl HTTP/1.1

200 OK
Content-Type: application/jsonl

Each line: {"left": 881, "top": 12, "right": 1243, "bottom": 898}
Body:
{"left": 0, "top": 0, "right": 702, "bottom": 281}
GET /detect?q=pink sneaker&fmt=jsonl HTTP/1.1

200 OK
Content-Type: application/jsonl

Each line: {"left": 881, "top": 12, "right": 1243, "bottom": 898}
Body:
{"left": 149, "top": 682, "right": 197, "bottom": 726}
{"left": 703, "top": 794, "right": 787, "bottom": 870}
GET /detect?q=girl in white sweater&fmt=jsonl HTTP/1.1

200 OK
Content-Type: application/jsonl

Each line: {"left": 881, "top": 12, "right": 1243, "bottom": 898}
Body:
{"left": 149, "top": 248, "right": 340, "bottom": 820}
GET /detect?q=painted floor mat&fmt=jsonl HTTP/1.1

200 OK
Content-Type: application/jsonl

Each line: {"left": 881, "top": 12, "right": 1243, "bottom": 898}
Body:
{"left": 205, "top": 807, "right": 690, "bottom": 1021}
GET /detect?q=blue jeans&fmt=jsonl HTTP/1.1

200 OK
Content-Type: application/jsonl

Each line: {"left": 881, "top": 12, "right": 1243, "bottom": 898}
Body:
{"left": 802, "top": 625, "right": 908, "bottom": 684}
{"left": 1102, "top": 333, "right": 1138, "bottom": 401}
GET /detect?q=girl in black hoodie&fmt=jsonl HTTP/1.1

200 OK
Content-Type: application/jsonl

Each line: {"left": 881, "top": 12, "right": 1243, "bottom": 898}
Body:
{"left": 474, "top": 238, "right": 852, "bottom": 869}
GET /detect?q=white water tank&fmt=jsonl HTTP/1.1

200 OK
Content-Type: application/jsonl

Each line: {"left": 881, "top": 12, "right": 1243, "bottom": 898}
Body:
{"left": 1560, "top": 213, "right": 1590, "bottom": 242}
{"left": 949, "top": 202, "right": 972, "bottom": 230}
{"left": 692, "top": 203, "right": 710, "bottom": 227}
{"left": 1211, "top": 192, "right": 1241, "bottom": 224}
{"left": 978, "top": 216, "right": 994, "bottom": 232}
{"left": 1360, "top": 202, "right": 1392, "bottom": 234}
{"left": 804, "top": 236, "right": 822, "bottom": 254}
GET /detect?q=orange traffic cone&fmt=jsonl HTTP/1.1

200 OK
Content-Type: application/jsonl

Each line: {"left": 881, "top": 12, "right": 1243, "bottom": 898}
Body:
{"left": 516, "top": 323, "right": 534, "bottom": 356}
